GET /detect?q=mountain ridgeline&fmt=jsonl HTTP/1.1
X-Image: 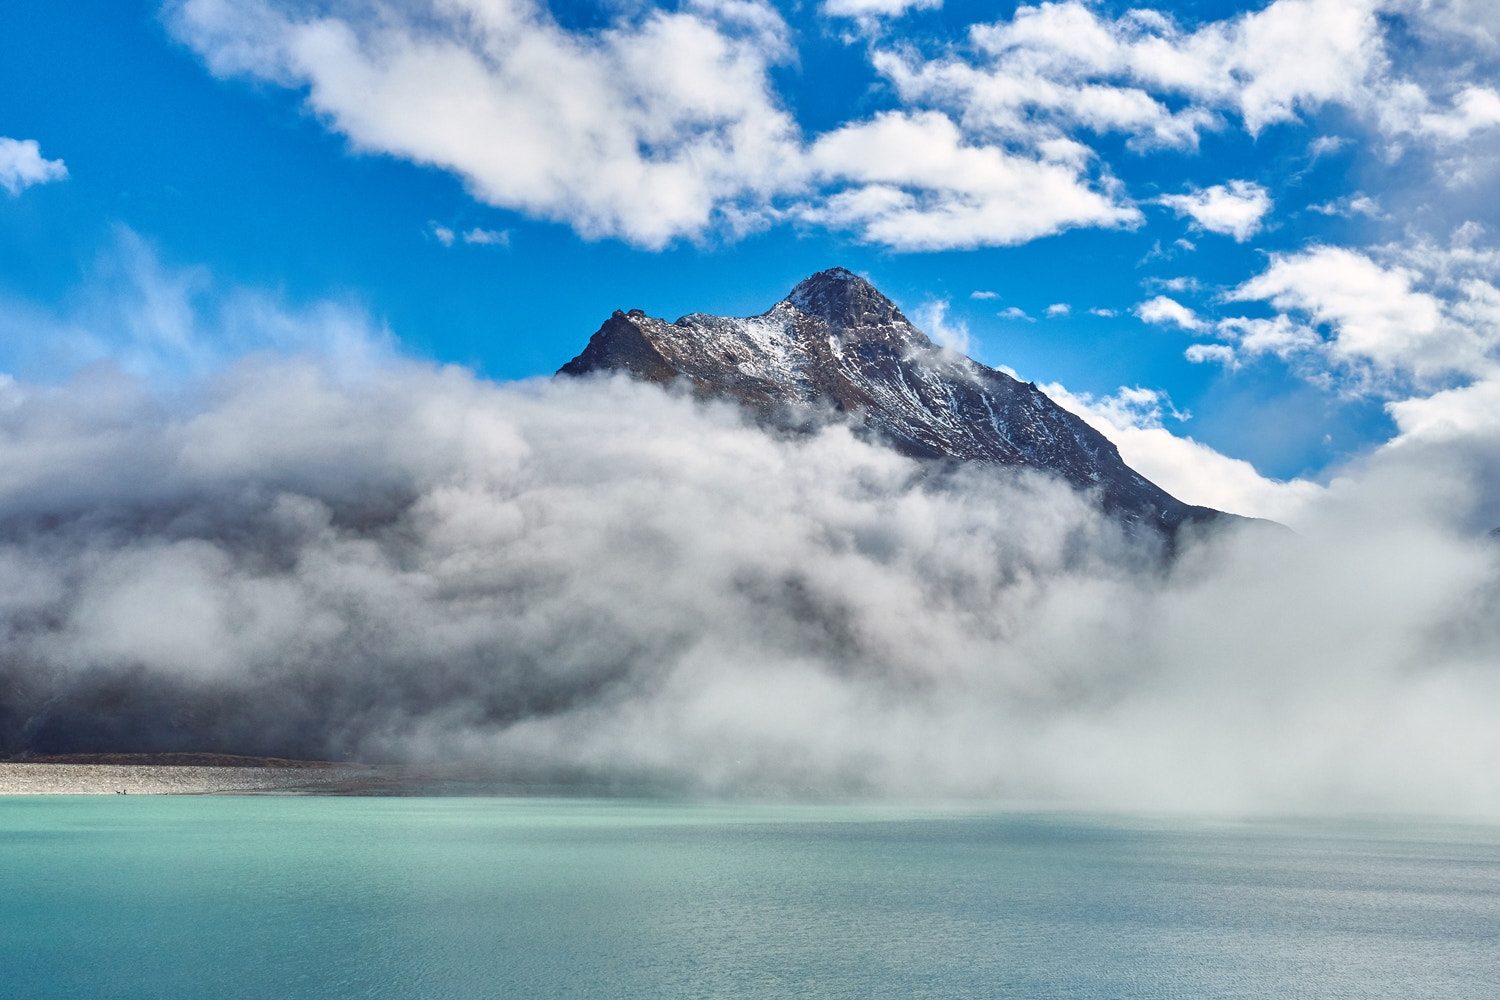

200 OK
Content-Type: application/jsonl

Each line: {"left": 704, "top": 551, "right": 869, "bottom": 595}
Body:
{"left": 560, "top": 267, "right": 1233, "bottom": 535}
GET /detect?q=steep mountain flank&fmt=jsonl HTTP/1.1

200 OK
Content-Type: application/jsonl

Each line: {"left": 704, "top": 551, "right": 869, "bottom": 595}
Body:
{"left": 561, "top": 267, "right": 1231, "bottom": 533}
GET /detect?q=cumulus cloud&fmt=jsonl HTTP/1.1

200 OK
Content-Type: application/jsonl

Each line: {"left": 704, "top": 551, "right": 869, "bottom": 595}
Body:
{"left": 1189, "top": 229, "right": 1500, "bottom": 429}
{"left": 167, "top": 0, "right": 803, "bottom": 248}
{"left": 874, "top": 0, "right": 1384, "bottom": 151}
{"left": 970, "top": 290, "right": 999, "bottom": 300}
{"left": 1045, "top": 303, "right": 1070, "bottom": 317}
{"left": 1158, "top": 181, "right": 1273, "bottom": 241}
{"left": 157, "top": 0, "right": 1500, "bottom": 254}
{"left": 1135, "top": 295, "right": 1206, "bottom": 331}
{"left": 802, "top": 111, "right": 1140, "bottom": 250}
{"left": 1184, "top": 342, "right": 1238, "bottom": 368}
{"left": 168, "top": 0, "right": 1150, "bottom": 252}
{"left": 1226, "top": 244, "right": 1470, "bottom": 379}
{"left": 0, "top": 137, "right": 68, "bottom": 195}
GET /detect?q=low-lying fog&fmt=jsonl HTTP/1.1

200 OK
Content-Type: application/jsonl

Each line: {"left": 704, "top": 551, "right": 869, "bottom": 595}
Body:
{"left": 3, "top": 348, "right": 1500, "bottom": 815}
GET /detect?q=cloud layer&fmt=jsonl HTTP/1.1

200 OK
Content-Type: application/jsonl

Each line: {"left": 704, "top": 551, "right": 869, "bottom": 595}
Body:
{"left": 3, "top": 327, "right": 1500, "bottom": 814}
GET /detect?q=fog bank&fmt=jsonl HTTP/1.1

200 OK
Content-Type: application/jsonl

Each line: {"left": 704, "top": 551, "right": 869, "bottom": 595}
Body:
{"left": 3, "top": 355, "right": 1499, "bottom": 814}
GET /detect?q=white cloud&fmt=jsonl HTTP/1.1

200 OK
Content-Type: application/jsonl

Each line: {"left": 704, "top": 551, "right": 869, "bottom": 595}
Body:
{"left": 1227, "top": 245, "right": 1463, "bottom": 376}
{"left": 160, "top": 0, "right": 1500, "bottom": 255}
{"left": 1423, "top": 87, "right": 1500, "bottom": 140}
{"left": 1184, "top": 343, "right": 1238, "bottom": 368}
{"left": 22, "top": 326, "right": 1500, "bottom": 811}
{"left": 821, "top": 0, "right": 940, "bottom": 20}
{"left": 432, "top": 224, "right": 510, "bottom": 247}
{"left": 1158, "top": 181, "right": 1273, "bottom": 241}
{"left": 1385, "top": 376, "right": 1500, "bottom": 445}
{"left": 998, "top": 306, "right": 1032, "bottom": 321}
{"left": 168, "top": 0, "right": 802, "bottom": 249}
{"left": 803, "top": 111, "right": 1140, "bottom": 250}
{"left": 875, "top": 0, "right": 1385, "bottom": 153}
{"left": 970, "top": 290, "right": 999, "bottom": 300}
{"left": 0, "top": 137, "right": 68, "bottom": 195}
{"left": 1135, "top": 295, "right": 1206, "bottom": 331}
{"left": 1214, "top": 315, "right": 1321, "bottom": 362}
{"left": 1381, "top": 84, "right": 1500, "bottom": 143}
{"left": 1148, "top": 276, "right": 1201, "bottom": 293}
{"left": 1395, "top": 0, "right": 1500, "bottom": 53}
{"left": 171, "top": 0, "right": 1167, "bottom": 252}
{"left": 1045, "top": 303, "right": 1070, "bottom": 317}
{"left": 1308, "top": 134, "right": 1350, "bottom": 157}
{"left": 1205, "top": 232, "right": 1500, "bottom": 397}
{"left": 1089, "top": 307, "right": 1117, "bottom": 317}
{"left": 462, "top": 228, "right": 510, "bottom": 246}
{"left": 1041, "top": 382, "right": 1324, "bottom": 522}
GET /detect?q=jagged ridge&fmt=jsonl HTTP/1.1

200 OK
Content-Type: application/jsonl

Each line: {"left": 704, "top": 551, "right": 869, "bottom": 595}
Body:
{"left": 560, "top": 267, "right": 1230, "bottom": 533}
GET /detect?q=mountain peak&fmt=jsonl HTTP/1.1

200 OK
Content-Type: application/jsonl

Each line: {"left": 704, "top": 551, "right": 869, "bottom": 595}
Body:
{"left": 786, "top": 267, "right": 905, "bottom": 331}
{"left": 559, "top": 270, "right": 1240, "bottom": 537}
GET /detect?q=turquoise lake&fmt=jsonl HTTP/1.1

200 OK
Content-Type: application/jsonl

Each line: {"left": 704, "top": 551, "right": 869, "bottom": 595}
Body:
{"left": 4, "top": 798, "right": 1499, "bottom": 999}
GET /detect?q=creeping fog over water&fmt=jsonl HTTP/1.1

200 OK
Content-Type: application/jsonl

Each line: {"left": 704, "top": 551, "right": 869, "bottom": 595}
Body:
{"left": 3, "top": 351, "right": 1500, "bottom": 814}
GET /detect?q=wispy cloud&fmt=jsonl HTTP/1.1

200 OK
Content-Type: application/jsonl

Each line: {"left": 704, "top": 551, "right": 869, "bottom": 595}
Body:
{"left": 430, "top": 224, "right": 511, "bottom": 247}
{"left": 912, "top": 298, "right": 973, "bottom": 354}
{"left": 462, "top": 227, "right": 510, "bottom": 246}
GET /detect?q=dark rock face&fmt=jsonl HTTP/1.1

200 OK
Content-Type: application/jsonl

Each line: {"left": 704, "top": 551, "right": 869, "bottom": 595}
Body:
{"left": 560, "top": 267, "right": 1232, "bottom": 533}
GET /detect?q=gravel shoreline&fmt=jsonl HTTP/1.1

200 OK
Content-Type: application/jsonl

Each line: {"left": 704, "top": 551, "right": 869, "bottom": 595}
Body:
{"left": 0, "top": 763, "right": 378, "bottom": 795}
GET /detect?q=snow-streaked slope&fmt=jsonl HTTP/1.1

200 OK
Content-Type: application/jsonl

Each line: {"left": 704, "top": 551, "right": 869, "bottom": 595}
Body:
{"left": 560, "top": 267, "right": 1228, "bottom": 532}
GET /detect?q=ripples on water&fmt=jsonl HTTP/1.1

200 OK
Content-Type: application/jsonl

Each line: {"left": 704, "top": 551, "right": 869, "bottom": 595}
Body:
{"left": 2, "top": 798, "right": 1498, "bottom": 999}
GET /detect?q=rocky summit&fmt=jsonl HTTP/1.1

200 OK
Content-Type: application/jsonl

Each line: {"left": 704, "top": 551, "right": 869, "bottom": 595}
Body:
{"left": 560, "top": 267, "right": 1233, "bottom": 534}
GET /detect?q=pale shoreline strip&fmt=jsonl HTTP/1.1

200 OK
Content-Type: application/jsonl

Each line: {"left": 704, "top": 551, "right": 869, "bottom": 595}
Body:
{"left": 0, "top": 763, "right": 375, "bottom": 795}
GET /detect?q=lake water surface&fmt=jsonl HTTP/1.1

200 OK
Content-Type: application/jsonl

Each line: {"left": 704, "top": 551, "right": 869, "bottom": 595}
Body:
{"left": 3, "top": 797, "right": 1499, "bottom": 999}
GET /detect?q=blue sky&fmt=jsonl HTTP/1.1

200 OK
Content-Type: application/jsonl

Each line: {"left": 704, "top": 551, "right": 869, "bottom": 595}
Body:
{"left": 4, "top": 0, "right": 1500, "bottom": 505}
